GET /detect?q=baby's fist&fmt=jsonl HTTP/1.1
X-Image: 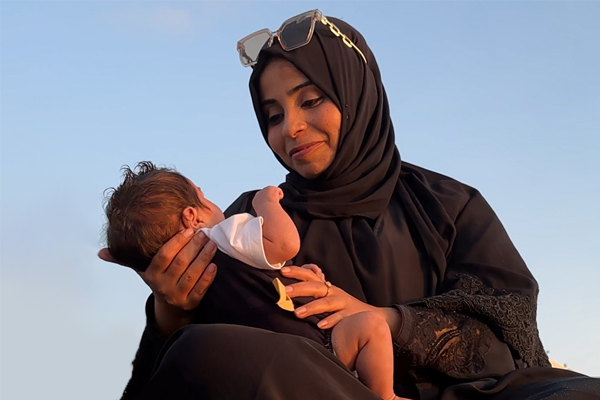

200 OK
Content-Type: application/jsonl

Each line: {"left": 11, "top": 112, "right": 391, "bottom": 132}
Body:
{"left": 254, "top": 186, "right": 284, "bottom": 206}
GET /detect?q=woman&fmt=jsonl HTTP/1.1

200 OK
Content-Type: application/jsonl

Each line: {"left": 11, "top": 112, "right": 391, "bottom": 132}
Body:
{"left": 105, "top": 10, "right": 599, "bottom": 400}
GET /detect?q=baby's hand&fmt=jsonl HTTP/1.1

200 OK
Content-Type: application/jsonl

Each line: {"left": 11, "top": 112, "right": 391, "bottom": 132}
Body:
{"left": 253, "top": 186, "right": 284, "bottom": 206}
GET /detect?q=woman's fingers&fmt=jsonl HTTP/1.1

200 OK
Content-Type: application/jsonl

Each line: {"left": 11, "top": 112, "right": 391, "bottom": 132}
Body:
{"left": 140, "top": 229, "right": 218, "bottom": 311}
{"left": 98, "top": 248, "right": 119, "bottom": 264}
{"left": 98, "top": 248, "right": 114, "bottom": 263}
{"left": 97, "top": 248, "right": 138, "bottom": 269}
{"left": 281, "top": 265, "right": 377, "bottom": 324}
{"left": 281, "top": 265, "right": 323, "bottom": 282}
{"left": 316, "top": 311, "right": 346, "bottom": 329}
{"left": 186, "top": 263, "right": 218, "bottom": 308}
{"left": 301, "top": 263, "right": 325, "bottom": 281}
{"left": 285, "top": 280, "right": 331, "bottom": 299}
{"left": 293, "top": 294, "right": 343, "bottom": 318}
{"left": 146, "top": 229, "right": 195, "bottom": 280}
{"left": 176, "top": 239, "right": 218, "bottom": 298}
{"left": 164, "top": 231, "right": 210, "bottom": 282}
{"left": 287, "top": 281, "right": 378, "bottom": 324}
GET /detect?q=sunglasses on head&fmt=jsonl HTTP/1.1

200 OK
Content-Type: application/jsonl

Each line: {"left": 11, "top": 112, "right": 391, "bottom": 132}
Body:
{"left": 236, "top": 9, "right": 367, "bottom": 68}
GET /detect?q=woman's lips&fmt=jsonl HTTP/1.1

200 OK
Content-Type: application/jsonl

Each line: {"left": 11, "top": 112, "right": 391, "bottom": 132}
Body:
{"left": 289, "top": 142, "right": 323, "bottom": 160}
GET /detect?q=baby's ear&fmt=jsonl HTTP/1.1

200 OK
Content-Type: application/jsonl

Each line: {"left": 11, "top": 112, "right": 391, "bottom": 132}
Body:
{"left": 181, "top": 206, "right": 203, "bottom": 229}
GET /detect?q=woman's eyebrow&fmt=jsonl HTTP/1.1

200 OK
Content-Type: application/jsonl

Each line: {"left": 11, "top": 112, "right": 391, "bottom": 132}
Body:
{"left": 260, "top": 81, "right": 314, "bottom": 108}
{"left": 287, "top": 81, "right": 313, "bottom": 96}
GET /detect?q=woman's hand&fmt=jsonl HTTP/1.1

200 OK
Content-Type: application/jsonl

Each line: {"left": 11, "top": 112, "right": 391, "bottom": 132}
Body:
{"left": 282, "top": 265, "right": 401, "bottom": 333}
{"left": 98, "top": 228, "right": 218, "bottom": 337}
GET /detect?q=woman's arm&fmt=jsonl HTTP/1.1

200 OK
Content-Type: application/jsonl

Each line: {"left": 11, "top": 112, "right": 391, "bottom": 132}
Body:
{"left": 120, "top": 295, "right": 164, "bottom": 400}
{"left": 100, "top": 229, "right": 218, "bottom": 337}
{"left": 118, "top": 190, "right": 260, "bottom": 398}
{"left": 100, "top": 229, "right": 218, "bottom": 399}
{"left": 391, "top": 305, "right": 516, "bottom": 380}
{"left": 283, "top": 266, "right": 519, "bottom": 382}
{"left": 282, "top": 265, "right": 518, "bottom": 381}
{"left": 282, "top": 186, "right": 548, "bottom": 381}
{"left": 389, "top": 186, "right": 550, "bottom": 379}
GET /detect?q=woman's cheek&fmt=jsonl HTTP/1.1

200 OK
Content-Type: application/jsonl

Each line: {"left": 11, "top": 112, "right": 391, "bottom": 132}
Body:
{"left": 267, "top": 129, "right": 287, "bottom": 162}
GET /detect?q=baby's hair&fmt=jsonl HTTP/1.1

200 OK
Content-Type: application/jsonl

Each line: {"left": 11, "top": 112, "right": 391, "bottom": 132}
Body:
{"left": 104, "top": 161, "right": 202, "bottom": 271}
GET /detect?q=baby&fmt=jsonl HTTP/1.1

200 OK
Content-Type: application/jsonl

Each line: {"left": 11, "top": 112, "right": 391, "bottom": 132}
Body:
{"left": 104, "top": 161, "right": 404, "bottom": 400}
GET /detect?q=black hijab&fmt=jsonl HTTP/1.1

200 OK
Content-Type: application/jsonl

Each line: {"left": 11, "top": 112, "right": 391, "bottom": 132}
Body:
{"left": 249, "top": 18, "right": 405, "bottom": 304}
{"left": 249, "top": 17, "right": 400, "bottom": 220}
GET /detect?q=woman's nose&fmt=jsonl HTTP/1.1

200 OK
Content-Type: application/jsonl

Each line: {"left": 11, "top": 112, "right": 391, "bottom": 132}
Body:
{"left": 282, "top": 111, "right": 307, "bottom": 138}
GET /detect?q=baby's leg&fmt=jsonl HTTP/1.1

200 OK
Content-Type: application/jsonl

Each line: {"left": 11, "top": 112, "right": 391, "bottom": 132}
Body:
{"left": 331, "top": 311, "right": 406, "bottom": 400}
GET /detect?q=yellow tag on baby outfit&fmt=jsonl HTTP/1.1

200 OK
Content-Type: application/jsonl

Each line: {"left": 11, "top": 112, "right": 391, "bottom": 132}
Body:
{"left": 272, "top": 277, "right": 295, "bottom": 311}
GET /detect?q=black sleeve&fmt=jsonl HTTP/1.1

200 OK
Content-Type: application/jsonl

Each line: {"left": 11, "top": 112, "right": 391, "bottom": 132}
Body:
{"left": 223, "top": 190, "right": 258, "bottom": 217}
{"left": 391, "top": 184, "right": 550, "bottom": 380}
{"left": 392, "top": 305, "right": 515, "bottom": 380}
{"left": 121, "top": 295, "right": 166, "bottom": 400}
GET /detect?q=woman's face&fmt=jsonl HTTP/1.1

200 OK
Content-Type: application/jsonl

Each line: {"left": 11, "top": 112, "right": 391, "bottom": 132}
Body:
{"left": 259, "top": 59, "right": 342, "bottom": 179}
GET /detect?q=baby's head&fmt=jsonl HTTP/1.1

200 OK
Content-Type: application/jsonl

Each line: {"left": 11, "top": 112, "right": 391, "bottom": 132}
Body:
{"left": 104, "top": 161, "right": 224, "bottom": 271}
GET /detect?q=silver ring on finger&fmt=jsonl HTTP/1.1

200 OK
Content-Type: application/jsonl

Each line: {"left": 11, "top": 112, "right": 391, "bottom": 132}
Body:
{"left": 323, "top": 280, "right": 332, "bottom": 297}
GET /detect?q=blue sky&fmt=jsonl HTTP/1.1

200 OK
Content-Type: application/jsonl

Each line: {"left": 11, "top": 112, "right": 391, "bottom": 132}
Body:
{"left": 1, "top": 1, "right": 599, "bottom": 398}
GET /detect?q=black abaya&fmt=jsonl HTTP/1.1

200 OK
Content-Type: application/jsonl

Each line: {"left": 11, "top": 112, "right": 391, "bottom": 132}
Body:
{"left": 120, "top": 14, "right": 600, "bottom": 400}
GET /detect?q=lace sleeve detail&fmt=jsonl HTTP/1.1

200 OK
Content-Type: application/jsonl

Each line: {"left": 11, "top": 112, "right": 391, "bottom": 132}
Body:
{"left": 402, "top": 274, "right": 550, "bottom": 370}
{"left": 394, "top": 306, "right": 493, "bottom": 378}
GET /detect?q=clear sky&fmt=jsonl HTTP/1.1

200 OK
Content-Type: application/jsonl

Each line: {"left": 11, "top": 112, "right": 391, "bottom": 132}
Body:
{"left": 1, "top": 1, "right": 599, "bottom": 399}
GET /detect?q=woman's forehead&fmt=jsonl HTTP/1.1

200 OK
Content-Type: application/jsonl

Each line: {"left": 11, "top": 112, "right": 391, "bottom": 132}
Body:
{"left": 259, "top": 59, "right": 314, "bottom": 99}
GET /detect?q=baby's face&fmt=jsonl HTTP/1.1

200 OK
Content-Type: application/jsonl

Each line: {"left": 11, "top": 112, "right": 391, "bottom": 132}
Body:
{"left": 189, "top": 180, "right": 225, "bottom": 228}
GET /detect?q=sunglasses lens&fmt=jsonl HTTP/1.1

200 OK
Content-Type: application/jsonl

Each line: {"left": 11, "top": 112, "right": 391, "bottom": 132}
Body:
{"left": 239, "top": 30, "right": 271, "bottom": 66}
{"left": 280, "top": 15, "right": 313, "bottom": 50}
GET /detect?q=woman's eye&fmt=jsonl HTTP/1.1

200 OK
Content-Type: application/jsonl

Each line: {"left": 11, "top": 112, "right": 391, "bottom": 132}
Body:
{"left": 267, "top": 114, "right": 283, "bottom": 125}
{"left": 302, "top": 96, "right": 323, "bottom": 108}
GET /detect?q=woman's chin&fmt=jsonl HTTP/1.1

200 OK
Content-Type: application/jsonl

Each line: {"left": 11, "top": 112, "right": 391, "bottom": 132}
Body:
{"left": 291, "top": 163, "right": 325, "bottom": 180}
{"left": 288, "top": 157, "right": 334, "bottom": 180}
